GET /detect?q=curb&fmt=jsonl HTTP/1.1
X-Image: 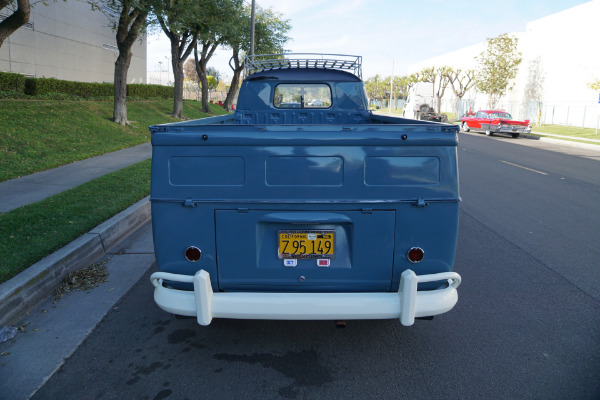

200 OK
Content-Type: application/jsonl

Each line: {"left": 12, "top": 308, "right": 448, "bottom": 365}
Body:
{"left": 0, "top": 196, "right": 151, "bottom": 326}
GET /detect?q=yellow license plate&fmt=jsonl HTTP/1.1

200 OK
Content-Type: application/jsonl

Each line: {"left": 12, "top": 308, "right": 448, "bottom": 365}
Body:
{"left": 278, "top": 230, "right": 335, "bottom": 259}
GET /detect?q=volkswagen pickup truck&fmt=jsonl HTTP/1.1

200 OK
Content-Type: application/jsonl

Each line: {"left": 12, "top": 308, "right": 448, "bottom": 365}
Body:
{"left": 149, "top": 54, "right": 462, "bottom": 327}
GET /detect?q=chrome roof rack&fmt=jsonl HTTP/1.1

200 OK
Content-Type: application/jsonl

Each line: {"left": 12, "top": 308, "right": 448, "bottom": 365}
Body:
{"left": 244, "top": 53, "right": 362, "bottom": 79}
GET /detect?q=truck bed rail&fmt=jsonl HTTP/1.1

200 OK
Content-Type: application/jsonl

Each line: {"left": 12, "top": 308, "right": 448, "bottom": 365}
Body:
{"left": 244, "top": 53, "right": 362, "bottom": 79}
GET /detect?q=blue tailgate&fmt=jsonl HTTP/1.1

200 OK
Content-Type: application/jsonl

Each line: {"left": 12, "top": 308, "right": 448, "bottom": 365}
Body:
{"left": 151, "top": 121, "right": 459, "bottom": 292}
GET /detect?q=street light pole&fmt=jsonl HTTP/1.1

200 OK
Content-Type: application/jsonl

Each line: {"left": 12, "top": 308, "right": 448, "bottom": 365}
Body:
{"left": 250, "top": 0, "right": 256, "bottom": 57}
{"left": 158, "top": 61, "right": 163, "bottom": 85}
{"left": 164, "top": 56, "right": 171, "bottom": 85}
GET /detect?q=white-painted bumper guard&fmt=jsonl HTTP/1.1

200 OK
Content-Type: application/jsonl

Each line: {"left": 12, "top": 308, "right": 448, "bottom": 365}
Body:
{"left": 150, "top": 269, "right": 461, "bottom": 326}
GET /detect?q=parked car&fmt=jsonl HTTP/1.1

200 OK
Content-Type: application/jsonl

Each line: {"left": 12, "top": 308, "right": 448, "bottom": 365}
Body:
{"left": 461, "top": 110, "right": 531, "bottom": 138}
{"left": 149, "top": 54, "right": 462, "bottom": 327}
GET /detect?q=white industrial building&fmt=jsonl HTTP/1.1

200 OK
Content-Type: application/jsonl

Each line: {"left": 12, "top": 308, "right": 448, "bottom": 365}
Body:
{"left": 0, "top": 0, "right": 146, "bottom": 83}
{"left": 407, "top": 0, "right": 600, "bottom": 128}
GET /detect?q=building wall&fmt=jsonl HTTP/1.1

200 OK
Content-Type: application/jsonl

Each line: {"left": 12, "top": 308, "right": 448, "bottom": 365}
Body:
{"left": 0, "top": 0, "right": 146, "bottom": 83}
{"left": 406, "top": 0, "right": 600, "bottom": 127}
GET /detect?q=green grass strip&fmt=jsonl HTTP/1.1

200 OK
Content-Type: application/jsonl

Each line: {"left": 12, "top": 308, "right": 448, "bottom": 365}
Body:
{"left": 533, "top": 124, "right": 600, "bottom": 142}
{"left": 0, "top": 100, "right": 227, "bottom": 182}
{"left": 0, "top": 159, "right": 151, "bottom": 283}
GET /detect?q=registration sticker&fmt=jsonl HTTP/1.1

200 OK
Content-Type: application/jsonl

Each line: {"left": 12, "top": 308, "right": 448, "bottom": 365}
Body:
{"left": 317, "top": 259, "right": 330, "bottom": 267}
{"left": 284, "top": 259, "right": 297, "bottom": 267}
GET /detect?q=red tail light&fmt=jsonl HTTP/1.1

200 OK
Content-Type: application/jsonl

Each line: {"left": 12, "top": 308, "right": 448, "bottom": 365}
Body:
{"left": 407, "top": 247, "right": 424, "bottom": 263}
{"left": 185, "top": 246, "right": 202, "bottom": 262}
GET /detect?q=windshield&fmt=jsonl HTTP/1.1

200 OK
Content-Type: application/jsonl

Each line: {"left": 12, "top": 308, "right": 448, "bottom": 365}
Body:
{"left": 273, "top": 84, "right": 332, "bottom": 109}
{"left": 489, "top": 112, "right": 512, "bottom": 119}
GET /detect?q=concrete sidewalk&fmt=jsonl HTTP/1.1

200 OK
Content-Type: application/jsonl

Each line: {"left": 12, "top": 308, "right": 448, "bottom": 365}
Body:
{"left": 0, "top": 142, "right": 151, "bottom": 214}
{"left": 0, "top": 143, "right": 153, "bottom": 327}
{"left": 0, "top": 221, "right": 156, "bottom": 400}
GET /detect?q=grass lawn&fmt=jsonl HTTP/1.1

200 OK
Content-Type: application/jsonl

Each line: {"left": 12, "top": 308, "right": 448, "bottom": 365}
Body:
{"left": 0, "top": 159, "right": 151, "bottom": 283}
{"left": 0, "top": 100, "right": 228, "bottom": 182}
{"left": 533, "top": 124, "right": 600, "bottom": 142}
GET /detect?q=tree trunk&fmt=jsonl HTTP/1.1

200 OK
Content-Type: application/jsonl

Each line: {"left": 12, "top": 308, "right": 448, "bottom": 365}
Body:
{"left": 170, "top": 40, "right": 185, "bottom": 119}
{"left": 194, "top": 48, "right": 210, "bottom": 113}
{"left": 199, "top": 69, "right": 210, "bottom": 113}
{"left": 194, "top": 44, "right": 219, "bottom": 113}
{"left": 454, "top": 97, "right": 460, "bottom": 118}
{"left": 0, "top": 0, "right": 30, "bottom": 48}
{"left": 113, "top": 51, "right": 132, "bottom": 126}
{"left": 172, "top": 58, "right": 185, "bottom": 119}
{"left": 223, "top": 68, "right": 242, "bottom": 111}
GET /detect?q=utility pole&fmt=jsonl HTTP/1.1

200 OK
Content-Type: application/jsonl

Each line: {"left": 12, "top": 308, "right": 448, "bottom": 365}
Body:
{"left": 250, "top": 0, "right": 256, "bottom": 57}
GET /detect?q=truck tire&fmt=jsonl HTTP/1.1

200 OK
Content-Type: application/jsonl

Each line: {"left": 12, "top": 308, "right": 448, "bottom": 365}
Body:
{"left": 485, "top": 130, "right": 493, "bottom": 136}
{"left": 461, "top": 122, "right": 470, "bottom": 132}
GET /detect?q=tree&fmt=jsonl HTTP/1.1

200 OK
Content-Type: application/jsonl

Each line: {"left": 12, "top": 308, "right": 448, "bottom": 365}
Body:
{"left": 417, "top": 67, "right": 435, "bottom": 105}
{"left": 365, "top": 75, "right": 386, "bottom": 108}
{"left": 392, "top": 76, "right": 413, "bottom": 102}
{"left": 192, "top": 0, "right": 242, "bottom": 112}
{"left": 432, "top": 66, "right": 452, "bottom": 113}
{"left": 222, "top": 4, "right": 290, "bottom": 111}
{"left": 94, "top": 0, "right": 150, "bottom": 126}
{"left": 522, "top": 56, "right": 544, "bottom": 123}
{"left": 475, "top": 33, "right": 522, "bottom": 109}
{"left": 150, "top": 0, "right": 200, "bottom": 119}
{"left": 405, "top": 72, "right": 420, "bottom": 96}
{"left": 206, "top": 66, "right": 221, "bottom": 84}
{"left": 0, "top": 0, "right": 30, "bottom": 48}
{"left": 445, "top": 68, "right": 476, "bottom": 117}
{"left": 587, "top": 80, "right": 600, "bottom": 91}
{"left": 184, "top": 58, "right": 198, "bottom": 83}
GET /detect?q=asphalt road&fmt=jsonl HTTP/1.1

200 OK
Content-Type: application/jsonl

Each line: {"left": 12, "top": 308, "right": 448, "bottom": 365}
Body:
{"left": 32, "top": 133, "right": 600, "bottom": 400}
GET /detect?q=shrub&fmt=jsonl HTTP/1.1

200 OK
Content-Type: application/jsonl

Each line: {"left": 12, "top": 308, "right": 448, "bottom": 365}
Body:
{"left": 127, "top": 84, "right": 172, "bottom": 99}
{"left": 0, "top": 72, "right": 26, "bottom": 92}
{"left": 1, "top": 74, "right": 172, "bottom": 100}
{"left": 25, "top": 78, "right": 113, "bottom": 97}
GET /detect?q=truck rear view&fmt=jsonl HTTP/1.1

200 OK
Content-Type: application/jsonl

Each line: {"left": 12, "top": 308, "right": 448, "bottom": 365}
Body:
{"left": 149, "top": 54, "right": 462, "bottom": 326}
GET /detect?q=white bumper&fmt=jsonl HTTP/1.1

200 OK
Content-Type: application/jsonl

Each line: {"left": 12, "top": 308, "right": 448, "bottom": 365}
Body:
{"left": 150, "top": 269, "right": 461, "bottom": 327}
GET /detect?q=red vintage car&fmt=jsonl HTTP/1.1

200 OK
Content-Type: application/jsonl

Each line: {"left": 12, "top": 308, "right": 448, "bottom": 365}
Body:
{"left": 460, "top": 110, "right": 531, "bottom": 138}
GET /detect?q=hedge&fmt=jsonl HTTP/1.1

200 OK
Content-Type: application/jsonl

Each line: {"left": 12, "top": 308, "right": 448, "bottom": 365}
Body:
{"left": 0, "top": 72, "right": 172, "bottom": 99}
{"left": 25, "top": 78, "right": 114, "bottom": 97}
{"left": 0, "top": 71, "right": 26, "bottom": 92}
{"left": 127, "top": 83, "right": 172, "bottom": 98}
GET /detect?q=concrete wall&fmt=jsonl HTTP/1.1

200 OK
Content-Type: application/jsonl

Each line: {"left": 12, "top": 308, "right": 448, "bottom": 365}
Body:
{"left": 0, "top": 0, "right": 146, "bottom": 83}
{"left": 406, "top": 1, "right": 600, "bottom": 126}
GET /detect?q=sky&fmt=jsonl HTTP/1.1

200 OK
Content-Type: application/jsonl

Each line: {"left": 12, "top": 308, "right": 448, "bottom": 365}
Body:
{"left": 146, "top": 0, "right": 591, "bottom": 83}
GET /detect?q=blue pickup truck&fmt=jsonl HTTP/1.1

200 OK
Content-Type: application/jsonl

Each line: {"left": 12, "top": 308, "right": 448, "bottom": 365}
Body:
{"left": 149, "top": 54, "right": 462, "bottom": 326}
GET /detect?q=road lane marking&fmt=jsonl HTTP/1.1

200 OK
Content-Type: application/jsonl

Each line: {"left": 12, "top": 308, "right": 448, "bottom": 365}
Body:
{"left": 500, "top": 160, "right": 548, "bottom": 175}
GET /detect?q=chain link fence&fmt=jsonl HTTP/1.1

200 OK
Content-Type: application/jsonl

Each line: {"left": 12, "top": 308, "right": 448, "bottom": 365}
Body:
{"left": 440, "top": 99, "right": 600, "bottom": 130}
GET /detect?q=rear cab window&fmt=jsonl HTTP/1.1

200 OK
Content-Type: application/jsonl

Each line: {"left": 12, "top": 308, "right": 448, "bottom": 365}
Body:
{"left": 273, "top": 84, "right": 332, "bottom": 109}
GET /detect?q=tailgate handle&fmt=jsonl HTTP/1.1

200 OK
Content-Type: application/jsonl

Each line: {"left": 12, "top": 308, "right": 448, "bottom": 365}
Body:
{"left": 260, "top": 212, "right": 352, "bottom": 224}
{"left": 412, "top": 197, "right": 428, "bottom": 208}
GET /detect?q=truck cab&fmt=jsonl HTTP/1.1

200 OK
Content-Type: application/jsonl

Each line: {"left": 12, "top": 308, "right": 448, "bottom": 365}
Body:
{"left": 149, "top": 54, "right": 462, "bottom": 326}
